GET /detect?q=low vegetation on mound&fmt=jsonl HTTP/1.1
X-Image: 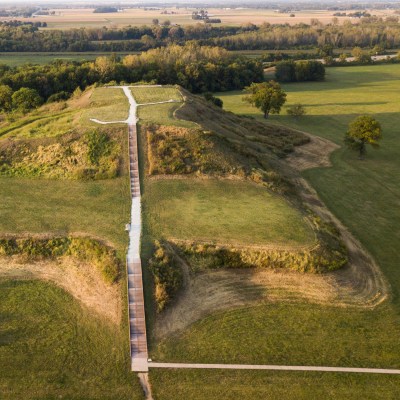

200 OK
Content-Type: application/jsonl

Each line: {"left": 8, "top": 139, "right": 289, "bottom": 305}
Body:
{"left": 0, "top": 236, "right": 121, "bottom": 283}
{"left": 0, "top": 87, "right": 128, "bottom": 180}
{"left": 0, "top": 129, "right": 121, "bottom": 179}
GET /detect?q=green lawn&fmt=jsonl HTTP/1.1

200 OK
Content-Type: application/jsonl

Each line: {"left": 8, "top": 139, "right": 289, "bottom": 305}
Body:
{"left": 131, "top": 86, "right": 182, "bottom": 104}
{"left": 143, "top": 179, "right": 314, "bottom": 247}
{"left": 0, "top": 177, "right": 130, "bottom": 256}
{"left": 137, "top": 100, "right": 196, "bottom": 128}
{"left": 153, "top": 302, "right": 400, "bottom": 368}
{"left": 0, "top": 279, "right": 142, "bottom": 400}
{"left": 0, "top": 86, "right": 129, "bottom": 139}
{"left": 83, "top": 87, "right": 130, "bottom": 123}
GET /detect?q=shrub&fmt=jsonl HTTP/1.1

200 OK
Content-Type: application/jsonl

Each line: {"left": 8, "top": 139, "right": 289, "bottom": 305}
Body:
{"left": 203, "top": 92, "right": 223, "bottom": 108}
{"left": 287, "top": 103, "right": 306, "bottom": 118}
{"left": 149, "top": 241, "right": 183, "bottom": 312}
{"left": 47, "top": 91, "right": 71, "bottom": 103}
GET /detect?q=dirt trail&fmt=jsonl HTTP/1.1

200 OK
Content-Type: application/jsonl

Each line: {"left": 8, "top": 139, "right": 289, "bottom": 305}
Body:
{"left": 0, "top": 256, "right": 121, "bottom": 324}
{"left": 286, "top": 129, "right": 340, "bottom": 171}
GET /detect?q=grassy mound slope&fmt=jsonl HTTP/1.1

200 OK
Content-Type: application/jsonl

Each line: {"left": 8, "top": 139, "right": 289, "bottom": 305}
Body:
{"left": 0, "top": 280, "right": 141, "bottom": 400}
{"left": 0, "top": 87, "right": 129, "bottom": 180}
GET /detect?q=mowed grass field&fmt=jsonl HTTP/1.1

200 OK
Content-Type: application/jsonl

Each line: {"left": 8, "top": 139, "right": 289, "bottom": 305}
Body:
{"left": 0, "top": 52, "right": 134, "bottom": 67}
{"left": 0, "top": 177, "right": 130, "bottom": 255}
{"left": 0, "top": 86, "right": 129, "bottom": 139}
{"left": 0, "top": 280, "right": 141, "bottom": 400}
{"left": 130, "top": 86, "right": 182, "bottom": 104}
{"left": 143, "top": 179, "right": 314, "bottom": 247}
{"left": 149, "top": 66, "right": 400, "bottom": 398}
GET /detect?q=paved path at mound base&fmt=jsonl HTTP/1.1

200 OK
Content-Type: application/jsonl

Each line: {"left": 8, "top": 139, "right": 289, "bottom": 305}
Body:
{"left": 149, "top": 362, "right": 400, "bottom": 375}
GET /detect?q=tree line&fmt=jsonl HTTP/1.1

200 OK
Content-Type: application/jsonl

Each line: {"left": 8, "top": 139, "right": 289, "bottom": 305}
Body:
{"left": 1, "top": 17, "right": 400, "bottom": 52}
{"left": 0, "top": 43, "right": 263, "bottom": 113}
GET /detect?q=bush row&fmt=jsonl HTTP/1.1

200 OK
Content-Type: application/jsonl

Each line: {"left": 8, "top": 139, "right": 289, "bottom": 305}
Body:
{"left": 0, "top": 236, "right": 120, "bottom": 283}
{"left": 175, "top": 216, "right": 347, "bottom": 274}
{"left": 149, "top": 240, "right": 183, "bottom": 312}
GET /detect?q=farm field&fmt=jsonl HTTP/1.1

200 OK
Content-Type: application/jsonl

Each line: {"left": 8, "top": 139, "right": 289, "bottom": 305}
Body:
{"left": 10, "top": 7, "right": 399, "bottom": 29}
{"left": 0, "top": 280, "right": 141, "bottom": 400}
{"left": 0, "top": 52, "right": 135, "bottom": 67}
{"left": 144, "top": 179, "right": 314, "bottom": 247}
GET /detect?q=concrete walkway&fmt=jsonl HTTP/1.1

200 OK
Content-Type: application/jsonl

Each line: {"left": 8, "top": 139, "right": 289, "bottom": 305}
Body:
{"left": 149, "top": 362, "right": 400, "bottom": 375}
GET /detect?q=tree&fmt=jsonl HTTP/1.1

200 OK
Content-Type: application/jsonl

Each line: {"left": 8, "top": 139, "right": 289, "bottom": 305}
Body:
{"left": 203, "top": 92, "right": 223, "bottom": 108}
{"left": 152, "top": 18, "right": 159, "bottom": 25}
{"left": 344, "top": 115, "right": 382, "bottom": 158}
{"left": 243, "top": 81, "right": 287, "bottom": 119}
{"left": 287, "top": 103, "right": 306, "bottom": 118}
{"left": 275, "top": 60, "right": 296, "bottom": 82}
{"left": 11, "top": 87, "right": 43, "bottom": 113}
{"left": 0, "top": 84, "right": 13, "bottom": 112}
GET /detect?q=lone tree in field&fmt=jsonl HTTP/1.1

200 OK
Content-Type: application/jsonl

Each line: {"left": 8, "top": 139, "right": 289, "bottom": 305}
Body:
{"left": 344, "top": 115, "right": 382, "bottom": 159}
{"left": 243, "top": 81, "right": 287, "bottom": 119}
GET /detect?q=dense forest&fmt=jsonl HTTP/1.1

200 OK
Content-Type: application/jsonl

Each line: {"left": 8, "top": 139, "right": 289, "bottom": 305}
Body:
{"left": 0, "top": 43, "right": 263, "bottom": 112}
{"left": 1, "top": 17, "right": 400, "bottom": 52}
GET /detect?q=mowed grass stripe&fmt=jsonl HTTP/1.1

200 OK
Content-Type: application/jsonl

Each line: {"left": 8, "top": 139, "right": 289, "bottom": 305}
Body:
{"left": 143, "top": 179, "right": 314, "bottom": 247}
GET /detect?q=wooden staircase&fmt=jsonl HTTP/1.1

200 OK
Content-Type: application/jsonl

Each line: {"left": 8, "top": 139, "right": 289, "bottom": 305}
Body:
{"left": 126, "top": 124, "right": 149, "bottom": 372}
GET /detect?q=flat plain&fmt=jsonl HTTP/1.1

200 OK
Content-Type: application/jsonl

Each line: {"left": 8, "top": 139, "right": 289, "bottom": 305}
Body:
{"left": 8, "top": 7, "right": 398, "bottom": 29}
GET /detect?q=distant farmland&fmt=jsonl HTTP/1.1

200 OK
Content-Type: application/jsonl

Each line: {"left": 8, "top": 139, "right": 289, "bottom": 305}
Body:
{"left": 4, "top": 7, "right": 398, "bottom": 29}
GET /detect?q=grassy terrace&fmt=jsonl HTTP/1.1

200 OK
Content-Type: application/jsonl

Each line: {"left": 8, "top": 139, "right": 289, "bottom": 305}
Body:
{"left": 150, "top": 369, "right": 400, "bottom": 400}
{"left": 144, "top": 179, "right": 314, "bottom": 247}
{"left": 132, "top": 86, "right": 195, "bottom": 128}
{"left": 0, "top": 177, "right": 130, "bottom": 256}
{"left": 83, "top": 87, "right": 129, "bottom": 122}
{"left": 130, "top": 86, "right": 182, "bottom": 104}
